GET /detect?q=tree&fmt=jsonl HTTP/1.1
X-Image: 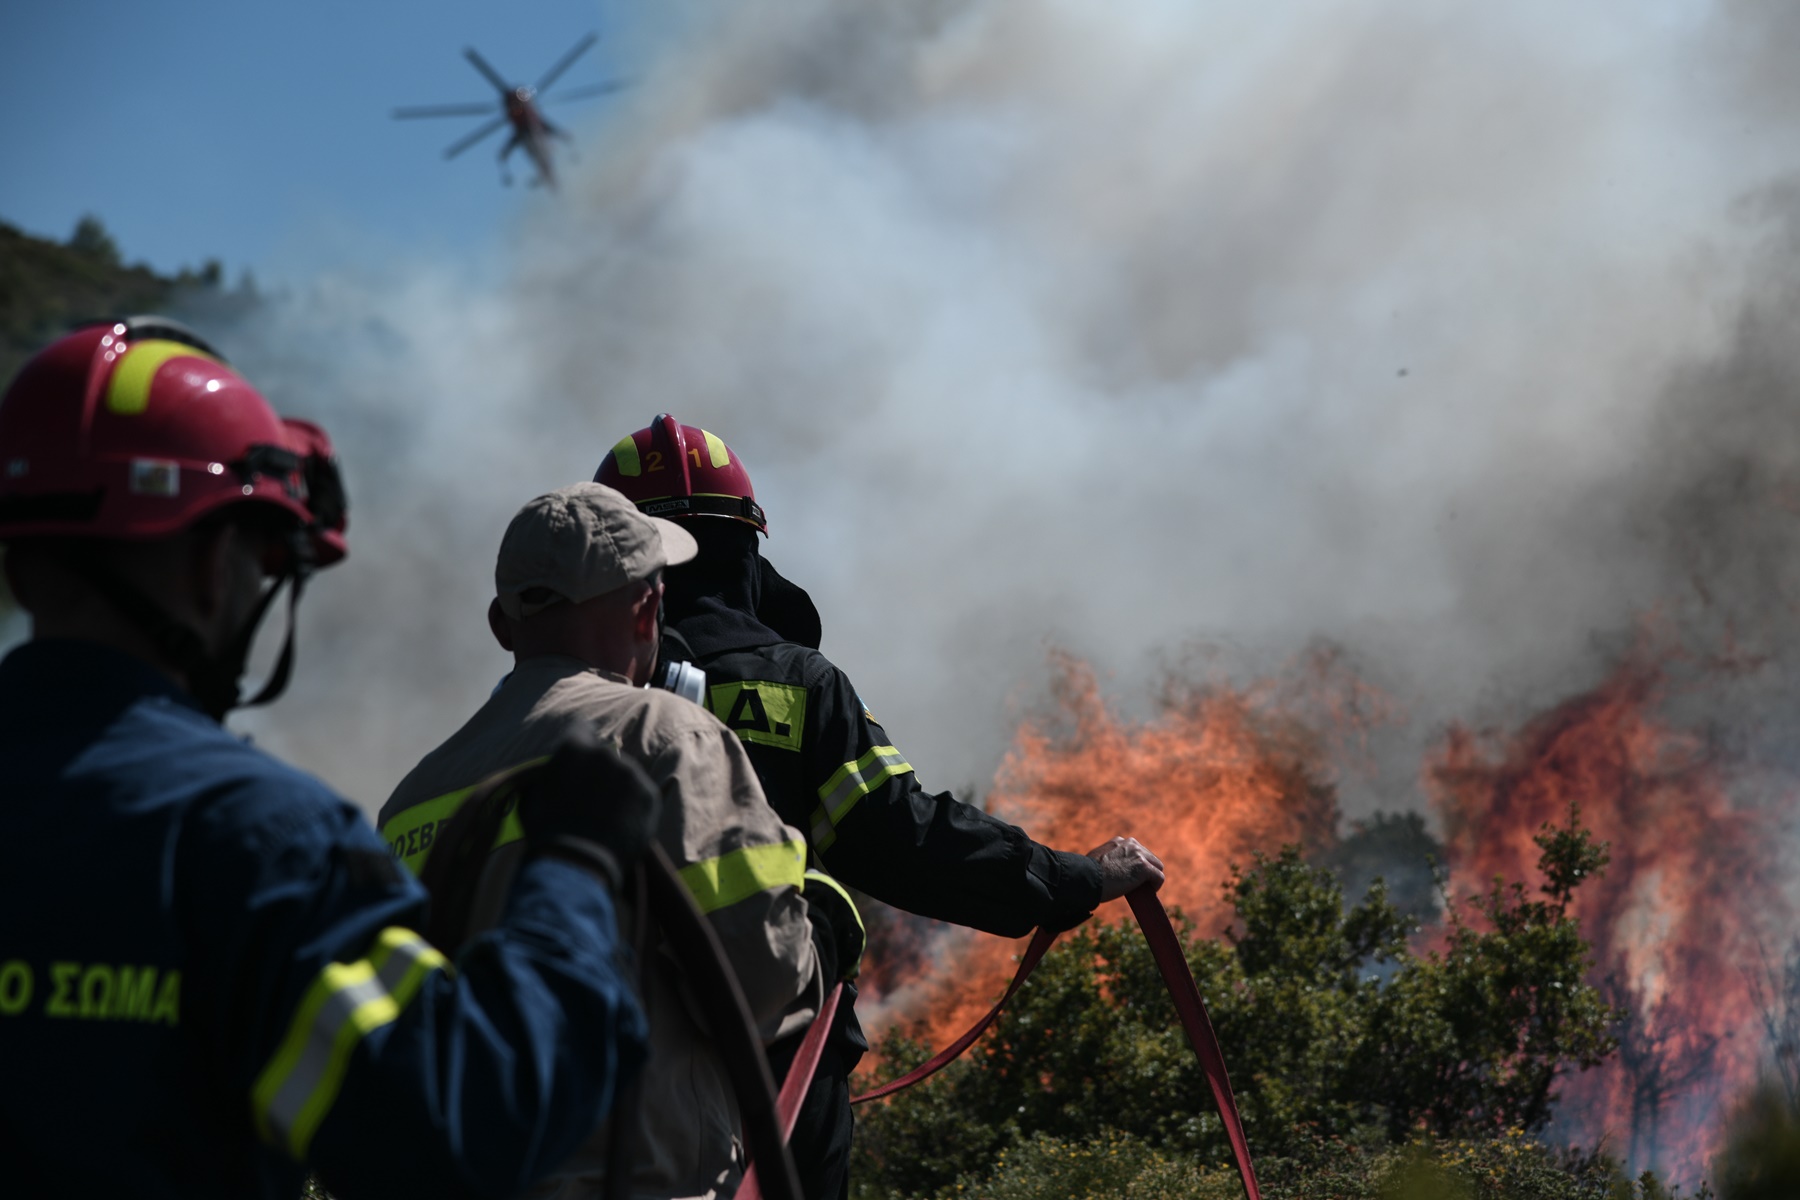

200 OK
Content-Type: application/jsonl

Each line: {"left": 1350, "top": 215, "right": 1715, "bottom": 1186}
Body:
{"left": 1361, "top": 811, "right": 1618, "bottom": 1140}
{"left": 1746, "top": 940, "right": 1800, "bottom": 1111}
{"left": 68, "top": 215, "right": 121, "bottom": 267}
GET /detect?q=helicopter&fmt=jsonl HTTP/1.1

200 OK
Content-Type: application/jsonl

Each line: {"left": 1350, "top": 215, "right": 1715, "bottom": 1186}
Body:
{"left": 393, "top": 34, "right": 625, "bottom": 188}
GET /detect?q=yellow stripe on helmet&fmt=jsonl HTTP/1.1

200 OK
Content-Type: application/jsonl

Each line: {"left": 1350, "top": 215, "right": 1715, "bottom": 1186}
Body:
{"left": 107, "top": 339, "right": 219, "bottom": 416}
{"left": 611, "top": 435, "right": 642, "bottom": 477}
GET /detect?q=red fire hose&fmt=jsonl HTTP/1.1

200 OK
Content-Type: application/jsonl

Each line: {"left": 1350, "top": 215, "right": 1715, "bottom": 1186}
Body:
{"left": 736, "top": 982, "right": 844, "bottom": 1200}
{"left": 740, "top": 886, "right": 1261, "bottom": 1200}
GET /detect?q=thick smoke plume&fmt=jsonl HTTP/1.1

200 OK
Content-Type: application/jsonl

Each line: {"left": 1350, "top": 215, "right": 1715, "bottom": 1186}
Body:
{"left": 198, "top": 2, "right": 1797, "bottom": 815}
{"left": 151, "top": 0, "right": 1800, "bottom": 1173}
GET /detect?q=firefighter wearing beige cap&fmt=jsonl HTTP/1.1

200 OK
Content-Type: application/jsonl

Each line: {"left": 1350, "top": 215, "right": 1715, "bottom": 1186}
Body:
{"left": 379, "top": 482, "right": 843, "bottom": 1200}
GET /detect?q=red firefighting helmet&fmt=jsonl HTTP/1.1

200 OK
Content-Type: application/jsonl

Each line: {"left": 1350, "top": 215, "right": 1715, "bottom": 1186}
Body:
{"left": 595, "top": 414, "right": 767, "bottom": 533}
{"left": 281, "top": 418, "right": 348, "bottom": 567}
{"left": 0, "top": 317, "right": 346, "bottom": 567}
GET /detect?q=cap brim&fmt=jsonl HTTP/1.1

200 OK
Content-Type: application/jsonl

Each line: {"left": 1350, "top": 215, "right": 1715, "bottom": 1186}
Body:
{"left": 652, "top": 516, "right": 699, "bottom": 568}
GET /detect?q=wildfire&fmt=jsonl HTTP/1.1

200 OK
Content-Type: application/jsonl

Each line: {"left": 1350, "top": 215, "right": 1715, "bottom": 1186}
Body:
{"left": 1430, "top": 640, "right": 1789, "bottom": 1175}
{"left": 860, "top": 648, "right": 1353, "bottom": 1049}
{"left": 857, "top": 637, "right": 1793, "bottom": 1181}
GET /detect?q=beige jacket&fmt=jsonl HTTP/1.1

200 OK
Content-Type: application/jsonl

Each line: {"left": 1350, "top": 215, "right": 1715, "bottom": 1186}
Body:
{"left": 381, "top": 654, "right": 823, "bottom": 1200}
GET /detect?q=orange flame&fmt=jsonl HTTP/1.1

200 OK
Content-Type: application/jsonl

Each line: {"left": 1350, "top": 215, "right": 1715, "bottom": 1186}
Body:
{"left": 1429, "top": 643, "right": 1788, "bottom": 1176}
{"left": 863, "top": 648, "right": 1355, "bottom": 1048}
{"left": 860, "top": 638, "right": 1791, "bottom": 1182}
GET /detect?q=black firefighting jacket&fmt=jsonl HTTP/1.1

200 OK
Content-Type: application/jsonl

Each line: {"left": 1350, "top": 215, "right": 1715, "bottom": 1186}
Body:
{"left": 663, "top": 537, "right": 1102, "bottom": 941}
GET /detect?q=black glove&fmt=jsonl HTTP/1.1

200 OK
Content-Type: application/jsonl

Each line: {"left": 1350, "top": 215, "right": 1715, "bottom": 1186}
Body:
{"left": 802, "top": 869, "right": 865, "bottom": 982}
{"left": 518, "top": 729, "right": 662, "bottom": 889}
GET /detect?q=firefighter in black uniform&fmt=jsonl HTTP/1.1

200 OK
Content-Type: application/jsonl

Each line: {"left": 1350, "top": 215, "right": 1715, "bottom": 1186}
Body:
{"left": 595, "top": 415, "right": 1164, "bottom": 1199}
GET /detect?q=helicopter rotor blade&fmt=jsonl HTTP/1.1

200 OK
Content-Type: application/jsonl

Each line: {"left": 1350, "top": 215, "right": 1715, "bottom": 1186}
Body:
{"left": 393, "top": 101, "right": 499, "bottom": 119}
{"left": 463, "top": 46, "right": 514, "bottom": 95}
{"left": 536, "top": 32, "right": 599, "bottom": 91}
{"left": 545, "top": 80, "right": 628, "bottom": 103}
{"left": 443, "top": 114, "right": 511, "bottom": 160}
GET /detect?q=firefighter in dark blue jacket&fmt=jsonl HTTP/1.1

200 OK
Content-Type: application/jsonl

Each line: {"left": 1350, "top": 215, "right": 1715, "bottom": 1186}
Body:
{"left": 0, "top": 319, "right": 656, "bottom": 1199}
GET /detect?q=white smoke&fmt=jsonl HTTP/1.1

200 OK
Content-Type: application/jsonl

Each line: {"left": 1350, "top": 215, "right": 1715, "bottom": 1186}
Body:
{"left": 200, "top": 1, "right": 1795, "bottom": 829}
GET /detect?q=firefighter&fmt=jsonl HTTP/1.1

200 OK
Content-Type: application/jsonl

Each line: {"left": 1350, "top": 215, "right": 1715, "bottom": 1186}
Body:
{"left": 378, "top": 481, "right": 854, "bottom": 1199}
{"left": 0, "top": 319, "right": 656, "bottom": 1199}
{"left": 594, "top": 415, "right": 1166, "bottom": 1200}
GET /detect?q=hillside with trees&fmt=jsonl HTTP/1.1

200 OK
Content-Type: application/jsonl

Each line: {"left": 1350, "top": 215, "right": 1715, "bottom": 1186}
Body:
{"left": 0, "top": 214, "right": 255, "bottom": 385}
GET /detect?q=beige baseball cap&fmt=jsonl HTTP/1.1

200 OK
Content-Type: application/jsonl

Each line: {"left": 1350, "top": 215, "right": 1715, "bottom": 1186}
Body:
{"left": 495, "top": 482, "right": 699, "bottom": 619}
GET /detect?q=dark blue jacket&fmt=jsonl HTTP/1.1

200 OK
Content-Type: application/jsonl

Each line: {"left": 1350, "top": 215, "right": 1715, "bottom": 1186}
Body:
{"left": 0, "top": 640, "right": 648, "bottom": 1199}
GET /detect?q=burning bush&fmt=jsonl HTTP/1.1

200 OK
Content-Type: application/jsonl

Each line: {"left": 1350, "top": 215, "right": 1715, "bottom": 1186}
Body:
{"left": 1431, "top": 648, "right": 1791, "bottom": 1174}
{"left": 851, "top": 813, "right": 1619, "bottom": 1197}
{"left": 856, "top": 651, "right": 1356, "bottom": 1043}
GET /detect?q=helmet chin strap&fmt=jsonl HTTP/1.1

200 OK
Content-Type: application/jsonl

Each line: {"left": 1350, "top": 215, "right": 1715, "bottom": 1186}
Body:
{"left": 202, "top": 564, "right": 310, "bottom": 718}
{"left": 64, "top": 532, "right": 312, "bottom": 721}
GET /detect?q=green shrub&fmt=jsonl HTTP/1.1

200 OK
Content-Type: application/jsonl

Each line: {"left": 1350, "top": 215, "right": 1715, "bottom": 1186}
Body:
{"left": 880, "top": 1129, "right": 1684, "bottom": 1200}
{"left": 853, "top": 813, "right": 1620, "bottom": 1197}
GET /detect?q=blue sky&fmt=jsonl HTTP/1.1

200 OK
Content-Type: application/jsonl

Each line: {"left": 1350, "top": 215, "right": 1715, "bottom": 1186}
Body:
{"left": 0, "top": 0, "right": 658, "bottom": 281}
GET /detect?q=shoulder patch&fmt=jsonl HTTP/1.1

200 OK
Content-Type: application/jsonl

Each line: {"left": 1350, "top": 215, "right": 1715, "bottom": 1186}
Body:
{"left": 857, "top": 694, "right": 878, "bottom": 725}
{"left": 707, "top": 680, "right": 807, "bottom": 752}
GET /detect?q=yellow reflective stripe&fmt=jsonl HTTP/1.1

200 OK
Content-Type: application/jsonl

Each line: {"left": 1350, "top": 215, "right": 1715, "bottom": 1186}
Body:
{"left": 251, "top": 928, "right": 448, "bottom": 1159}
{"left": 251, "top": 970, "right": 343, "bottom": 1143}
{"left": 611, "top": 434, "right": 642, "bottom": 477}
{"left": 679, "top": 839, "right": 806, "bottom": 914}
{"left": 291, "top": 975, "right": 395, "bottom": 1151}
{"left": 700, "top": 429, "right": 730, "bottom": 468}
{"left": 816, "top": 745, "right": 911, "bottom": 823}
{"left": 380, "top": 785, "right": 474, "bottom": 875}
{"left": 287, "top": 935, "right": 443, "bottom": 1156}
{"left": 810, "top": 745, "right": 911, "bottom": 854}
{"left": 378, "top": 759, "right": 546, "bottom": 876}
{"left": 803, "top": 868, "right": 864, "bottom": 939}
{"left": 804, "top": 868, "right": 864, "bottom": 977}
{"left": 107, "top": 339, "right": 219, "bottom": 415}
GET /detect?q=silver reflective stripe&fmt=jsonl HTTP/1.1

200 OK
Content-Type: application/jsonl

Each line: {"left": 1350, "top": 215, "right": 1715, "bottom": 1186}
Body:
{"left": 817, "top": 746, "right": 910, "bottom": 822}
{"left": 254, "top": 928, "right": 448, "bottom": 1159}
{"left": 375, "top": 934, "right": 433, "bottom": 995}
{"left": 261, "top": 966, "right": 392, "bottom": 1149}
